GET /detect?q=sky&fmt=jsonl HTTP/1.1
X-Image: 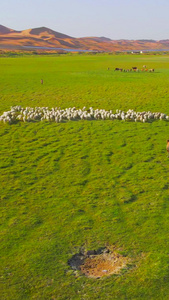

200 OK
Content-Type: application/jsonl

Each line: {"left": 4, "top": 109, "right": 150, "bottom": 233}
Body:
{"left": 1, "top": 0, "right": 169, "bottom": 40}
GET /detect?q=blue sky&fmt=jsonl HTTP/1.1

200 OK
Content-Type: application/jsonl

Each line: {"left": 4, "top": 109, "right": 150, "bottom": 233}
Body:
{"left": 1, "top": 0, "right": 169, "bottom": 40}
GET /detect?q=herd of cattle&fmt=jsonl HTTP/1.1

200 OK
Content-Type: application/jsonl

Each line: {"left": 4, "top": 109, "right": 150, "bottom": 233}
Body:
{"left": 113, "top": 66, "right": 154, "bottom": 72}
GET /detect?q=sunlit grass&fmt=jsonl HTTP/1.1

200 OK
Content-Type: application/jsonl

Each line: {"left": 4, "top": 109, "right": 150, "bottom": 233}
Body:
{"left": 1, "top": 54, "right": 169, "bottom": 299}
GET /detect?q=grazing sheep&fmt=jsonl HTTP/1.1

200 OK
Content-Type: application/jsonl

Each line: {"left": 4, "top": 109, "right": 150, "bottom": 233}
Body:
{"left": 0, "top": 106, "right": 169, "bottom": 125}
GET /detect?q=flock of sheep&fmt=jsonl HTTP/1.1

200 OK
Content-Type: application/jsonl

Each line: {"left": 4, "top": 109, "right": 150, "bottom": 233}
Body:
{"left": 0, "top": 106, "right": 169, "bottom": 124}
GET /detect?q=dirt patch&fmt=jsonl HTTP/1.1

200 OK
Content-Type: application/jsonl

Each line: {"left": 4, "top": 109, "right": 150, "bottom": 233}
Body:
{"left": 68, "top": 247, "right": 130, "bottom": 278}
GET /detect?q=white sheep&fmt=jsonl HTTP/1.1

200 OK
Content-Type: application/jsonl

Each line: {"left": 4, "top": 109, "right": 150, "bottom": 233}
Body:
{"left": 1, "top": 106, "right": 169, "bottom": 124}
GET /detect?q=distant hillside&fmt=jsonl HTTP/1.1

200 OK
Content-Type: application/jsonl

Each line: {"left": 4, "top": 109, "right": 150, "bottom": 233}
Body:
{"left": 0, "top": 25, "right": 20, "bottom": 34}
{"left": 0, "top": 25, "right": 169, "bottom": 52}
{"left": 29, "top": 27, "right": 74, "bottom": 39}
{"left": 83, "top": 36, "right": 112, "bottom": 43}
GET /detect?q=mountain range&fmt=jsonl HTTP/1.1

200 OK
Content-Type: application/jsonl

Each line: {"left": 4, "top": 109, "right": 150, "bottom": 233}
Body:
{"left": 1, "top": 24, "right": 169, "bottom": 52}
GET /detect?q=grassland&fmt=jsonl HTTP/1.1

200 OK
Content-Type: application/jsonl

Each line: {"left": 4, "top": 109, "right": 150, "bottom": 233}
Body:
{"left": 1, "top": 54, "right": 169, "bottom": 300}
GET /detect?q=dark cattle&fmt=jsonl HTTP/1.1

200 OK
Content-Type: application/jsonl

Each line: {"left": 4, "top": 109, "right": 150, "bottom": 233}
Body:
{"left": 114, "top": 68, "right": 123, "bottom": 71}
{"left": 132, "top": 67, "right": 138, "bottom": 71}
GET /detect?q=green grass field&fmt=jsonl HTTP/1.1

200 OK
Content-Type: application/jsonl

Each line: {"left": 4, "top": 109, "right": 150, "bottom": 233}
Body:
{"left": 1, "top": 54, "right": 169, "bottom": 299}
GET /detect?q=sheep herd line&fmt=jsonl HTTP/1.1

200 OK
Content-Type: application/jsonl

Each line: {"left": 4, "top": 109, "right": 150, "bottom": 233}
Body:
{"left": 0, "top": 106, "right": 169, "bottom": 124}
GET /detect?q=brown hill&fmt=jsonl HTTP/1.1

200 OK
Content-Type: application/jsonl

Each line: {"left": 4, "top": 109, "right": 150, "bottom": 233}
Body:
{"left": 0, "top": 25, "right": 169, "bottom": 52}
{"left": 29, "top": 27, "right": 74, "bottom": 39}
{"left": 0, "top": 24, "right": 20, "bottom": 34}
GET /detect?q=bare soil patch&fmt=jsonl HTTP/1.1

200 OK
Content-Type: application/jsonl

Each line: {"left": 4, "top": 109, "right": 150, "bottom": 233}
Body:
{"left": 68, "top": 247, "right": 130, "bottom": 278}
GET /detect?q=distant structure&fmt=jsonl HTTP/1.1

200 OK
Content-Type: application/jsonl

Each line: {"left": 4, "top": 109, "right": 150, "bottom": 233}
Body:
{"left": 131, "top": 51, "right": 143, "bottom": 54}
